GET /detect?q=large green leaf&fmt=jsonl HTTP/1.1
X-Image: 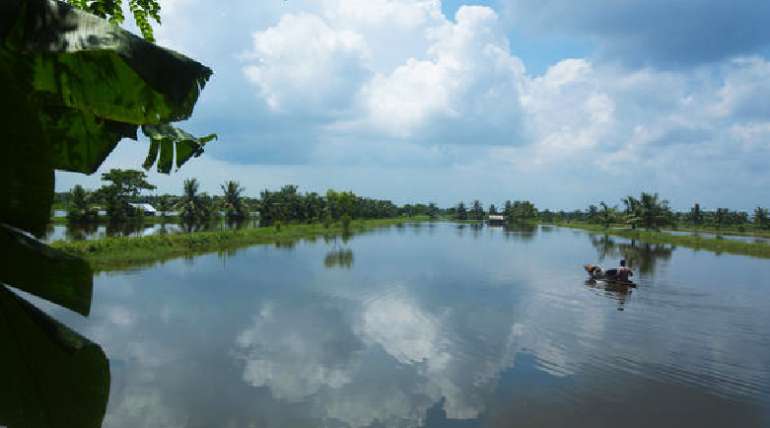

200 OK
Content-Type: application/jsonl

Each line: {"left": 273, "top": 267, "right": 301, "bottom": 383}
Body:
{"left": 0, "top": 49, "right": 54, "bottom": 237}
{"left": 142, "top": 124, "right": 217, "bottom": 173}
{"left": 6, "top": 0, "right": 212, "bottom": 124}
{"left": 1, "top": 0, "right": 214, "bottom": 175}
{"left": 0, "top": 285, "right": 110, "bottom": 428}
{"left": 44, "top": 107, "right": 138, "bottom": 174}
{"left": 0, "top": 224, "right": 93, "bottom": 316}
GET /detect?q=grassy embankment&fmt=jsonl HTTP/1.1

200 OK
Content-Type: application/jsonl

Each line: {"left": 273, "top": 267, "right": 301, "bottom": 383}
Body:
{"left": 667, "top": 224, "right": 770, "bottom": 239}
{"left": 556, "top": 222, "right": 770, "bottom": 259}
{"left": 53, "top": 217, "right": 429, "bottom": 272}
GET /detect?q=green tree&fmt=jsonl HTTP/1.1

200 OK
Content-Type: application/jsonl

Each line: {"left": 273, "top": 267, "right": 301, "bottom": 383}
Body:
{"left": 178, "top": 178, "right": 210, "bottom": 223}
{"left": 470, "top": 200, "right": 484, "bottom": 220}
{"left": 622, "top": 195, "right": 641, "bottom": 229}
{"left": 587, "top": 204, "right": 599, "bottom": 223}
{"left": 221, "top": 180, "right": 247, "bottom": 220}
{"left": 503, "top": 200, "right": 513, "bottom": 218}
{"left": 598, "top": 202, "right": 617, "bottom": 228}
{"left": 508, "top": 200, "right": 538, "bottom": 222}
{"left": 688, "top": 203, "right": 704, "bottom": 226}
{"left": 754, "top": 207, "right": 769, "bottom": 230}
{"left": 66, "top": 185, "right": 96, "bottom": 223}
{"left": 637, "top": 192, "right": 672, "bottom": 230}
{"left": 427, "top": 202, "right": 439, "bottom": 220}
{"left": 714, "top": 208, "right": 729, "bottom": 230}
{"left": 455, "top": 202, "right": 468, "bottom": 220}
{"left": 156, "top": 195, "right": 174, "bottom": 218}
{"left": 97, "top": 169, "right": 156, "bottom": 222}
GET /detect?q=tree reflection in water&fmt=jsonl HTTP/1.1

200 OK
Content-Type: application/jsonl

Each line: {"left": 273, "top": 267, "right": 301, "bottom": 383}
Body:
{"left": 503, "top": 223, "right": 537, "bottom": 241}
{"left": 324, "top": 249, "right": 354, "bottom": 269}
{"left": 590, "top": 234, "right": 674, "bottom": 275}
{"left": 587, "top": 233, "right": 674, "bottom": 310}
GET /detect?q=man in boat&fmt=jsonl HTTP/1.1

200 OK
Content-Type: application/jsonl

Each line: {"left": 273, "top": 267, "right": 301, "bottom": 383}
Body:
{"left": 584, "top": 260, "right": 633, "bottom": 282}
{"left": 615, "top": 260, "right": 633, "bottom": 282}
{"left": 604, "top": 260, "right": 633, "bottom": 282}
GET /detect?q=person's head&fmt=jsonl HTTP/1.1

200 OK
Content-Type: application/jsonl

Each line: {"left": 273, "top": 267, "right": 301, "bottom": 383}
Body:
{"left": 620, "top": 259, "right": 626, "bottom": 267}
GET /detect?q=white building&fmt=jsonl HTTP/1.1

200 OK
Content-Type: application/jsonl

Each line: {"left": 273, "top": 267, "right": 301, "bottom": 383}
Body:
{"left": 487, "top": 215, "right": 505, "bottom": 225}
{"left": 129, "top": 203, "right": 157, "bottom": 216}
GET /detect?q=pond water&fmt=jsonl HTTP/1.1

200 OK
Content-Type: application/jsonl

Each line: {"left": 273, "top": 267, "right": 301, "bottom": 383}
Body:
{"left": 22, "top": 223, "right": 770, "bottom": 427}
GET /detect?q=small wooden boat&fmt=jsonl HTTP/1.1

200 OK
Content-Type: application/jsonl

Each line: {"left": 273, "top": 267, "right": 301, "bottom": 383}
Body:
{"left": 584, "top": 264, "right": 637, "bottom": 288}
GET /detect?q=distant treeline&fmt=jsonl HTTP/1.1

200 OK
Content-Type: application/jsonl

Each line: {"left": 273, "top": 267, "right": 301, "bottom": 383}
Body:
{"left": 579, "top": 193, "right": 769, "bottom": 231}
{"left": 57, "top": 170, "right": 768, "bottom": 231}
{"left": 57, "top": 169, "right": 441, "bottom": 226}
{"left": 450, "top": 192, "right": 769, "bottom": 231}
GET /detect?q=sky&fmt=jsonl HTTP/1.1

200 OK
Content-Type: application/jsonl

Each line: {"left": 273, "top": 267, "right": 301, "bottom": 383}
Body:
{"left": 56, "top": 0, "right": 770, "bottom": 211}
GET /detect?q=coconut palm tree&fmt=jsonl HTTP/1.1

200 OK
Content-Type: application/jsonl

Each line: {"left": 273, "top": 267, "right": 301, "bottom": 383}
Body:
{"left": 714, "top": 208, "right": 729, "bottom": 230}
{"left": 637, "top": 192, "right": 672, "bottom": 230}
{"left": 178, "top": 178, "right": 209, "bottom": 223}
{"left": 470, "top": 200, "right": 484, "bottom": 220}
{"left": 621, "top": 195, "right": 641, "bottom": 229}
{"left": 689, "top": 203, "right": 704, "bottom": 226}
{"left": 599, "top": 202, "right": 617, "bottom": 228}
{"left": 221, "top": 181, "right": 246, "bottom": 220}
{"left": 754, "top": 207, "right": 769, "bottom": 230}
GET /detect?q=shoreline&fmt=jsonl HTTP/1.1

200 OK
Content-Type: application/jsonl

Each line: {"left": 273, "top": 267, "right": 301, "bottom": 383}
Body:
{"left": 51, "top": 218, "right": 770, "bottom": 273}
{"left": 53, "top": 217, "right": 430, "bottom": 272}
{"left": 555, "top": 222, "right": 770, "bottom": 259}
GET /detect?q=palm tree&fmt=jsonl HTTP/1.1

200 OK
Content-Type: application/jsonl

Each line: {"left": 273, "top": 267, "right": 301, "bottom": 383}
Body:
{"left": 714, "top": 208, "right": 729, "bottom": 230}
{"left": 621, "top": 195, "right": 641, "bottom": 229}
{"left": 156, "top": 195, "right": 173, "bottom": 218}
{"left": 221, "top": 180, "right": 246, "bottom": 220}
{"left": 455, "top": 202, "right": 468, "bottom": 220}
{"left": 599, "top": 202, "right": 617, "bottom": 228}
{"left": 689, "top": 203, "right": 704, "bottom": 226}
{"left": 178, "top": 178, "right": 209, "bottom": 223}
{"left": 471, "top": 200, "right": 484, "bottom": 220}
{"left": 754, "top": 207, "right": 769, "bottom": 230}
{"left": 637, "top": 192, "right": 672, "bottom": 230}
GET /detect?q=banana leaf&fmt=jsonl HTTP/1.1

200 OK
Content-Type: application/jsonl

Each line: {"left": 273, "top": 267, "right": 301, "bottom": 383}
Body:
{"left": 1, "top": 0, "right": 214, "bottom": 175}
{"left": 0, "top": 49, "right": 54, "bottom": 237}
{"left": 142, "top": 124, "right": 217, "bottom": 173}
{"left": 0, "top": 285, "right": 110, "bottom": 428}
{"left": 0, "top": 224, "right": 93, "bottom": 316}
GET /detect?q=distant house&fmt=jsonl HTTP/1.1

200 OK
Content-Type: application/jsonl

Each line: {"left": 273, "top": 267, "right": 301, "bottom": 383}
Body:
{"left": 487, "top": 215, "right": 505, "bottom": 225}
{"left": 129, "top": 203, "right": 157, "bottom": 216}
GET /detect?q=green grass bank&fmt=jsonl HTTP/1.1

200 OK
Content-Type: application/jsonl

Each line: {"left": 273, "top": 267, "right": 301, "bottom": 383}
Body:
{"left": 53, "top": 217, "right": 430, "bottom": 272}
{"left": 556, "top": 222, "right": 770, "bottom": 259}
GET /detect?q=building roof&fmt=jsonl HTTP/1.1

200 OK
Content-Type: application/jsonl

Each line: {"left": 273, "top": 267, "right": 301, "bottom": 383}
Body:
{"left": 129, "top": 203, "right": 157, "bottom": 212}
{"left": 488, "top": 215, "right": 505, "bottom": 220}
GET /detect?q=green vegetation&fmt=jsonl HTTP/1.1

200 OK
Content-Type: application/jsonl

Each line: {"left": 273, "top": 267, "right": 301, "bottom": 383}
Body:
{"left": 221, "top": 180, "right": 247, "bottom": 220}
{"left": 561, "top": 223, "right": 770, "bottom": 259}
{"left": 53, "top": 217, "right": 429, "bottom": 272}
{"left": 178, "top": 178, "right": 212, "bottom": 223}
{"left": 98, "top": 169, "right": 157, "bottom": 222}
{"left": 66, "top": 185, "right": 98, "bottom": 223}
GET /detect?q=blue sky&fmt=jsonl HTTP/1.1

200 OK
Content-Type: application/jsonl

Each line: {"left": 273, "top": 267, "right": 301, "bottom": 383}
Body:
{"left": 57, "top": 0, "right": 770, "bottom": 211}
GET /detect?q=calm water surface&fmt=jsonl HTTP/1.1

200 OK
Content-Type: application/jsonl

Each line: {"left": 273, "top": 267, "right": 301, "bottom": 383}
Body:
{"left": 33, "top": 223, "right": 770, "bottom": 427}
